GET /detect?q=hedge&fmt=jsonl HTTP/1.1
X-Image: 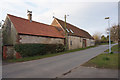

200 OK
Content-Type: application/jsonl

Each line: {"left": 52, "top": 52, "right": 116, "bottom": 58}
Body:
{"left": 14, "top": 44, "right": 65, "bottom": 57}
{"left": 100, "top": 41, "right": 113, "bottom": 43}
{"left": 95, "top": 40, "right": 113, "bottom": 45}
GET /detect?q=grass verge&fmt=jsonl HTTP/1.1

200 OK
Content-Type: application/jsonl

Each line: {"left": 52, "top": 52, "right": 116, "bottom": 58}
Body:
{"left": 100, "top": 42, "right": 115, "bottom": 45}
{"left": 82, "top": 44, "right": 119, "bottom": 69}
{"left": 104, "top": 44, "right": 118, "bottom": 53}
{"left": 5, "top": 46, "right": 96, "bottom": 63}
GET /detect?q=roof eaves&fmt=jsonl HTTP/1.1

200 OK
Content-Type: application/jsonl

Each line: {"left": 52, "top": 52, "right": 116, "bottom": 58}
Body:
{"left": 18, "top": 33, "right": 65, "bottom": 39}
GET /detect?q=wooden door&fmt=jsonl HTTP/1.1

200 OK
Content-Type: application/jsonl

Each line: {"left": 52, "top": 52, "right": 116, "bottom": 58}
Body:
{"left": 83, "top": 39, "right": 86, "bottom": 48}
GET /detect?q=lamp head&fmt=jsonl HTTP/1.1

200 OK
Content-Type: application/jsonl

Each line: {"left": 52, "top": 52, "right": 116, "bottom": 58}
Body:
{"left": 105, "top": 17, "right": 110, "bottom": 19}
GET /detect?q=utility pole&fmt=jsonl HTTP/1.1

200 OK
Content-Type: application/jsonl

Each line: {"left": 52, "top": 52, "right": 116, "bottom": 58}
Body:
{"left": 64, "top": 15, "right": 69, "bottom": 50}
{"left": 105, "top": 17, "right": 111, "bottom": 53}
{"left": 64, "top": 15, "right": 67, "bottom": 50}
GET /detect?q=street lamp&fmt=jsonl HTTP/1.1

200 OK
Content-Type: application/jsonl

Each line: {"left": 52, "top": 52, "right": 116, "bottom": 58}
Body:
{"left": 105, "top": 17, "right": 111, "bottom": 53}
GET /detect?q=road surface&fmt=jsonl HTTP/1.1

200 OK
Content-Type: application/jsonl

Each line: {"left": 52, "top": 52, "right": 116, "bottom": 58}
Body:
{"left": 3, "top": 45, "right": 112, "bottom": 78}
{"left": 61, "top": 66, "right": 118, "bottom": 78}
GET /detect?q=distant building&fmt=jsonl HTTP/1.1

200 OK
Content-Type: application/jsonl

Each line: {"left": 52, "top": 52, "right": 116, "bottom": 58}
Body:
{"left": 51, "top": 18, "right": 95, "bottom": 50}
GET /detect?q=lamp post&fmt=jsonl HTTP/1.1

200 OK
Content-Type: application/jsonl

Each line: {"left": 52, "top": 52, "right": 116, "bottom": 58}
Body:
{"left": 105, "top": 17, "right": 111, "bottom": 53}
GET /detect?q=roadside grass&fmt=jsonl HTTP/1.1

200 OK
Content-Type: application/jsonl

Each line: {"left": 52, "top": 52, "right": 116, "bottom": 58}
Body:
{"left": 5, "top": 46, "right": 96, "bottom": 63}
{"left": 82, "top": 44, "right": 119, "bottom": 69}
{"left": 100, "top": 43, "right": 108, "bottom": 45}
{"left": 104, "top": 44, "right": 118, "bottom": 53}
{"left": 100, "top": 42, "right": 115, "bottom": 45}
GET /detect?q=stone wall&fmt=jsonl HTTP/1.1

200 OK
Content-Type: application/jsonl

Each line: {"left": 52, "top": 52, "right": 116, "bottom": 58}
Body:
{"left": 2, "top": 16, "right": 18, "bottom": 45}
{"left": 90, "top": 39, "right": 95, "bottom": 46}
{"left": 86, "top": 39, "right": 95, "bottom": 47}
{"left": 19, "top": 35, "right": 64, "bottom": 45}
{"left": 68, "top": 36, "right": 95, "bottom": 50}
{"left": 2, "top": 17, "right": 12, "bottom": 45}
{"left": 68, "top": 36, "right": 82, "bottom": 50}
{"left": 86, "top": 39, "right": 91, "bottom": 47}
{"left": 10, "top": 22, "right": 18, "bottom": 45}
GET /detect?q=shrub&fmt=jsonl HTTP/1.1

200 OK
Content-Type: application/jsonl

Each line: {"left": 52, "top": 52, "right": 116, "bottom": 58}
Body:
{"left": 95, "top": 40, "right": 101, "bottom": 45}
{"left": 14, "top": 44, "right": 65, "bottom": 57}
{"left": 100, "top": 40, "right": 114, "bottom": 44}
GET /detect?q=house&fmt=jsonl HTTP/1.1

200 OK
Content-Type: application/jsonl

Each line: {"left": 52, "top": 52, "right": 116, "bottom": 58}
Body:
{"left": 2, "top": 13, "right": 65, "bottom": 58}
{"left": 51, "top": 17, "right": 95, "bottom": 50}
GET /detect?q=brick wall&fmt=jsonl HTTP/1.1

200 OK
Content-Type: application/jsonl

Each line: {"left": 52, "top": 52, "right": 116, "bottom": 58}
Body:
{"left": 3, "top": 46, "right": 15, "bottom": 59}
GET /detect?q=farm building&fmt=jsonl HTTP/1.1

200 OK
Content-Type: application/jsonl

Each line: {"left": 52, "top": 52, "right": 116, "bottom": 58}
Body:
{"left": 2, "top": 12, "right": 95, "bottom": 58}
{"left": 51, "top": 17, "right": 95, "bottom": 50}
{"left": 2, "top": 13, "right": 64, "bottom": 58}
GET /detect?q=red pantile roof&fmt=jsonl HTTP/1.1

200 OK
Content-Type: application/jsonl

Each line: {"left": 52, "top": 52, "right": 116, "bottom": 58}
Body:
{"left": 7, "top": 14, "right": 64, "bottom": 38}
{"left": 55, "top": 18, "right": 94, "bottom": 39}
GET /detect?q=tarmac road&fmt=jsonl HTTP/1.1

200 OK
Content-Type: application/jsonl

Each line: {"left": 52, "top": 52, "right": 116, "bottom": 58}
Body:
{"left": 3, "top": 45, "right": 114, "bottom": 78}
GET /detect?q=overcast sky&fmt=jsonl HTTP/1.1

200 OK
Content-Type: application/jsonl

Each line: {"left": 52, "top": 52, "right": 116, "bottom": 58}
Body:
{"left": 0, "top": 0, "right": 119, "bottom": 36}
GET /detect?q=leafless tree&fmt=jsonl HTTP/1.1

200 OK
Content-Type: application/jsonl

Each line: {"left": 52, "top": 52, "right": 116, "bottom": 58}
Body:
{"left": 93, "top": 32, "right": 102, "bottom": 45}
{"left": 93, "top": 32, "right": 102, "bottom": 41}
{"left": 106, "top": 24, "right": 118, "bottom": 42}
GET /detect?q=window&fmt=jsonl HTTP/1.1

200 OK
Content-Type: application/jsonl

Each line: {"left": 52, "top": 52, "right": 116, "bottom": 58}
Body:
{"left": 70, "top": 29, "right": 74, "bottom": 33}
{"left": 56, "top": 27, "right": 62, "bottom": 31}
{"left": 80, "top": 39, "right": 81, "bottom": 42}
{"left": 70, "top": 41, "right": 72, "bottom": 45}
{"left": 66, "top": 28, "right": 69, "bottom": 32}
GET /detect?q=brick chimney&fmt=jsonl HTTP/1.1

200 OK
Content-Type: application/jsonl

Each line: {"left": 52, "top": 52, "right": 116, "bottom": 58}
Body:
{"left": 27, "top": 10, "right": 32, "bottom": 22}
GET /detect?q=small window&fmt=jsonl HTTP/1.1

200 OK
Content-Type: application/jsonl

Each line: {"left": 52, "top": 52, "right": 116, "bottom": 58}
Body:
{"left": 56, "top": 27, "right": 62, "bottom": 31}
{"left": 70, "top": 41, "right": 72, "bottom": 45}
{"left": 70, "top": 29, "right": 74, "bottom": 33}
{"left": 66, "top": 28, "right": 69, "bottom": 32}
{"left": 80, "top": 38, "right": 82, "bottom": 42}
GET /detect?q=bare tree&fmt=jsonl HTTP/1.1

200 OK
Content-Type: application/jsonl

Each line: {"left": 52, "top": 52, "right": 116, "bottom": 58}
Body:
{"left": 93, "top": 32, "right": 102, "bottom": 40}
{"left": 101, "top": 35, "right": 107, "bottom": 41}
{"left": 106, "top": 25, "right": 118, "bottom": 42}
{"left": 93, "top": 32, "right": 102, "bottom": 45}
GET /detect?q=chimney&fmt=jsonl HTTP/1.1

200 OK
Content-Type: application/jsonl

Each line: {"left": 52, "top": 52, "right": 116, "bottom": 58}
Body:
{"left": 27, "top": 10, "right": 32, "bottom": 22}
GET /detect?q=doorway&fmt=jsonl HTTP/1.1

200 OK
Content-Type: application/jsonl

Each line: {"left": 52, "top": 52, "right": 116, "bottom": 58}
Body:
{"left": 83, "top": 39, "right": 86, "bottom": 48}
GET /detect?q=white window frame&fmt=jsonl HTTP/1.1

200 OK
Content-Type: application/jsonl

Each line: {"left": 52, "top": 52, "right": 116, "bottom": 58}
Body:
{"left": 66, "top": 28, "right": 69, "bottom": 32}
{"left": 70, "top": 29, "right": 74, "bottom": 33}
